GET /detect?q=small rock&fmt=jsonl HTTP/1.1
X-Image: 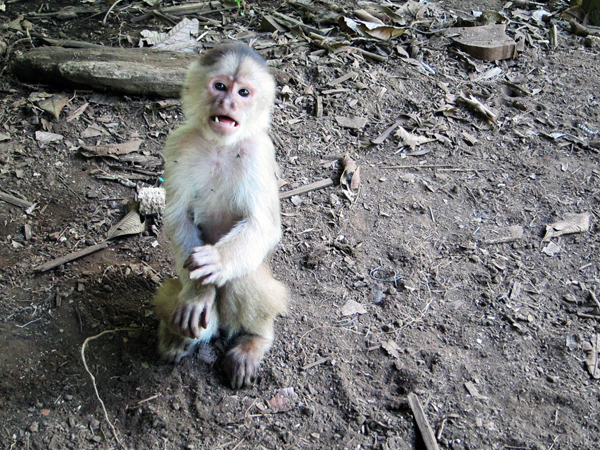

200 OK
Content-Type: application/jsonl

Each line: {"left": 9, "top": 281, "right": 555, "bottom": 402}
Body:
{"left": 29, "top": 422, "right": 39, "bottom": 433}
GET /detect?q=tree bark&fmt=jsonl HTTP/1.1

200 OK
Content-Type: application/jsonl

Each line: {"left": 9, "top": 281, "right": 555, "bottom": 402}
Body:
{"left": 11, "top": 46, "right": 198, "bottom": 98}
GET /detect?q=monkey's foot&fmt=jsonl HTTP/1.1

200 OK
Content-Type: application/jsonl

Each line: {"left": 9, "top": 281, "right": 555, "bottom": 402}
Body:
{"left": 158, "top": 321, "right": 199, "bottom": 364}
{"left": 222, "top": 335, "right": 271, "bottom": 389}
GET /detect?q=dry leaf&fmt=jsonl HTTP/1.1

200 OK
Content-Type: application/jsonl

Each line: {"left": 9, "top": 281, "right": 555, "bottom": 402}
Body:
{"left": 107, "top": 210, "right": 145, "bottom": 239}
{"left": 381, "top": 340, "right": 401, "bottom": 358}
{"left": 35, "top": 131, "right": 64, "bottom": 144}
{"left": 542, "top": 212, "right": 591, "bottom": 241}
{"left": 335, "top": 116, "right": 368, "bottom": 129}
{"left": 340, "top": 154, "right": 361, "bottom": 197}
{"left": 81, "top": 139, "right": 143, "bottom": 156}
{"left": 542, "top": 241, "right": 561, "bottom": 257}
{"left": 458, "top": 94, "right": 497, "bottom": 123}
{"left": 341, "top": 299, "right": 367, "bottom": 316}
{"left": 267, "top": 387, "right": 299, "bottom": 412}
{"left": 583, "top": 334, "right": 600, "bottom": 379}
{"left": 37, "top": 94, "right": 69, "bottom": 120}
{"left": 395, "top": 126, "right": 435, "bottom": 149}
{"left": 483, "top": 225, "right": 523, "bottom": 245}
{"left": 81, "top": 125, "right": 107, "bottom": 138}
{"left": 66, "top": 102, "right": 89, "bottom": 122}
{"left": 141, "top": 18, "right": 200, "bottom": 52}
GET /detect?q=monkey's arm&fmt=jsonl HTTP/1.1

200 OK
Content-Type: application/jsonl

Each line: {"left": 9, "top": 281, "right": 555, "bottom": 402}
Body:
{"left": 186, "top": 149, "right": 282, "bottom": 286}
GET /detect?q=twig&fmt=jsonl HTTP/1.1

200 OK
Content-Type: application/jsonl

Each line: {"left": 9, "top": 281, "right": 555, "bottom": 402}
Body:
{"left": 384, "top": 164, "right": 453, "bottom": 170}
{"left": 407, "top": 393, "right": 440, "bottom": 450}
{"left": 589, "top": 290, "right": 600, "bottom": 312}
{"left": 103, "top": 0, "right": 127, "bottom": 25}
{"left": 577, "top": 312, "right": 600, "bottom": 320}
{"left": 302, "top": 357, "right": 328, "bottom": 371}
{"left": 0, "top": 191, "right": 33, "bottom": 209}
{"left": 279, "top": 178, "right": 333, "bottom": 199}
{"left": 16, "top": 318, "right": 42, "bottom": 328}
{"left": 136, "top": 394, "right": 160, "bottom": 405}
{"left": 35, "top": 241, "right": 109, "bottom": 272}
{"left": 81, "top": 328, "right": 133, "bottom": 449}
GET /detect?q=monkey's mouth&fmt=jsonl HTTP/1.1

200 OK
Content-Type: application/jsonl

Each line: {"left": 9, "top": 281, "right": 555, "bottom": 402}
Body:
{"left": 210, "top": 115, "right": 239, "bottom": 128}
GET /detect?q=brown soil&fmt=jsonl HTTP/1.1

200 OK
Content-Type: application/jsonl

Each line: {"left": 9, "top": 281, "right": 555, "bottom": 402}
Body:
{"left": 1, "top": 1, "right": 600, "bottom": 449}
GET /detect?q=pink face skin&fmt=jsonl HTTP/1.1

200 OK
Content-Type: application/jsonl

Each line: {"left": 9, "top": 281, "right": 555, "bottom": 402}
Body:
{"left": 206, "top": 74, "right": 257, "bottom": 137}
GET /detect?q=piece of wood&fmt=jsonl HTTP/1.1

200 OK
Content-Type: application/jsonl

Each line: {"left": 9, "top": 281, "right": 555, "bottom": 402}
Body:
{"left": 407, "top": 392, "right": 440, "bottom": 450}
{"left": 0, "top": 191, "right": 33, "bottom": 209}
{"left": 11, "top": 47, "right": 198, "bottom": 98}
{"left": 279, "top": 178, "right": 334, "bottom": 199}
{"left": 36, "top": 241, "right": 109, "bottom": 272}
{"left": 444, "top": 24, "right": 517, "bottom": 61}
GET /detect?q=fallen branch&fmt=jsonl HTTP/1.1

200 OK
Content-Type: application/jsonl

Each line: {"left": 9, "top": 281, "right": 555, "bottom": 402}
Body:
{"left": 35, "top": 241, "right": 109, "bottom": 272}
{"left": 0, "top": 191, "right": 33, "bottom": 209}
{"left": 408, "top": 393, "right": 440, "bottom": 450}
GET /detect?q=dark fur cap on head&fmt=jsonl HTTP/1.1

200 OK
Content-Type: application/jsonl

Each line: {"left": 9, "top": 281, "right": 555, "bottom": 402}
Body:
{"left": 200, "top": 42, "right": 267, "bottom": 69}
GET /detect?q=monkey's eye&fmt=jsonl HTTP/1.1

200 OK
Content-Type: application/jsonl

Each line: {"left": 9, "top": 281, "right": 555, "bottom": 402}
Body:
{"left": 214, "top": 82, "right": 227, "bottom": 91}
{"left": 238, "top": 88, "right": 250, "bottom": 97}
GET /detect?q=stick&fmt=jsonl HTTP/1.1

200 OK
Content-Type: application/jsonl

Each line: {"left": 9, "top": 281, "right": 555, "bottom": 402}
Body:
{"left": 301, "top": 357, "right": 329, "bottom": 371}
{"left": 279, "top": 178, "right": 333, "bottom": 199}
{"left": 589, "top": 290, "right": 600, "bottom": 312}
{"left": 0, "top": 191, "right": 33, "bottom": 208}
{"left": 407, "top": 392, "right": 440, "bottom": 450}
{"left": 384, "top": 164, "right": 452, "bottom": 170}
{"left": 35, "top": 241, "right": 109, "bottom": 272}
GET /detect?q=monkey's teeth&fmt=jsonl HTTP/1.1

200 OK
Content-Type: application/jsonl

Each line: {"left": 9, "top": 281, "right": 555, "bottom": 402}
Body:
{"left": 215, "top": 117, "right": 220, "bottom": 123}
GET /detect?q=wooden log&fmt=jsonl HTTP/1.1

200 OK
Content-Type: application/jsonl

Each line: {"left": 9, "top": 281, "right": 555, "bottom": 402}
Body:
{"left": 11, "top": 47, "right": 198, "bottom": 98}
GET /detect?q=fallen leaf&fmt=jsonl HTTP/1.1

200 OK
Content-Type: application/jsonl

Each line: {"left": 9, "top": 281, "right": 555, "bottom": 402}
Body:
{"left": 335, "top": 116, "right": 368, "bottom": 129}
{"left": 542, "top": 241, "right": 561, "bottom": 257}
{"left": 107, "top": 210, "right": 145, "bottom": 240}
{"left": 81, "top": 125, "right": 107, "bottom": 138}
{"left": 381, "top": 340, "right": 401, "bottom": 358}
{"left": 542, "top": 212, "right": 591, "bottom": 241}
{"left": 81, "top": 139, "right": 143, "bottom": 156}
{"left": 341, "top": 299, "right": 367, "bottom": 316}
{"left": 340, "top": 154, "right": 361, "bottom": 198}
{"left": 395, "top": 126, "right": 435, "bottom": 149}
{"left": 141, "top": 17, "right": 199, "bottom": 52}
{"left": 267, "top": 387, "right": 299, "bottom": 412}
{"left": 583, "top": 334, "right": 600, "bottom": 379}
{"left": 37, "top": 94, "right": 69, "bottom": 120}
{"left": 35, "top": 131, "right": 64, "bottom": 144}
{"left": 483, "top": 225, "right": 523, "bottom": 245}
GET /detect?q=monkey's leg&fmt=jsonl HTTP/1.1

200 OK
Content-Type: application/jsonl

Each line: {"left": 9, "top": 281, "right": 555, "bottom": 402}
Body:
{"left": 153, "top": 278, "right": 218, "bottom": 364}
{"left": 219, "top": 263, "right": 288, "bottom": 388}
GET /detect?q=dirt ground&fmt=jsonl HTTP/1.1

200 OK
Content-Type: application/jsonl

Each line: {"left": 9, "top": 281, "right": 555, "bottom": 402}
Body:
{"left": 1, "top": 0, "right": 600, "bottom": 449}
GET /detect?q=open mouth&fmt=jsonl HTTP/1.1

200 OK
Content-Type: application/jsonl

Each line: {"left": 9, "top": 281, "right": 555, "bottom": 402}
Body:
{"left": 210, "top": 115, "right": 239, "bottom": 128}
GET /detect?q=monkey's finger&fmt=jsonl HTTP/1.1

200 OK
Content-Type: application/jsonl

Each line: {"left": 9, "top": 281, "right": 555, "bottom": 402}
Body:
{"left": 189, "top": 305, "right": 202, "bottom": 339}
{"left": 201, "top": 272, "right": 221, "bottom": 285}
{"left": 188, "top": 265, "right": 218, "bottom": 280}
{"left": 200, "top": 306, "right": 209, "bottom": 329}
{"left": 179, "top": 306, "right": 193, "bottom": 333}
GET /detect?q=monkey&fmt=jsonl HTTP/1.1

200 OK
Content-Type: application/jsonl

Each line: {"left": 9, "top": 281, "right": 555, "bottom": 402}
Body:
{"left": 153, "top": 42, "right": 288, "bottom": 389}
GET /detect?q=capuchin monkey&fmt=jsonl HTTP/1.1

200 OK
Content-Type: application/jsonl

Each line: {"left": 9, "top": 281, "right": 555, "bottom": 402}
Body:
{"left": 154, "top": 42, "right": 288, "bottom": 389}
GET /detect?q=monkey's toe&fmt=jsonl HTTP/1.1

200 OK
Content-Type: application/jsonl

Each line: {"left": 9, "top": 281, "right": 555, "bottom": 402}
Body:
{"left": 223, "top": 348, "right": 259, "bottom": 389}
{"left": 158, "top": 321, "right": 198, "bottom": 364}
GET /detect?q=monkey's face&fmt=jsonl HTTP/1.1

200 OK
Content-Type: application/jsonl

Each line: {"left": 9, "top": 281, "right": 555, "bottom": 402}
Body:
{"left": 205, "top": 74, "right": 256, "bottom": 138}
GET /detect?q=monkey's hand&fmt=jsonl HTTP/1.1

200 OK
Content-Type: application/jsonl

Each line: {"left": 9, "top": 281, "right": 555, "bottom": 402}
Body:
{"left": 184, "top": 245, "right": 223, "bottom": 285}
{"left": 171, "top": 287, "right": 215, "bottom": 339}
